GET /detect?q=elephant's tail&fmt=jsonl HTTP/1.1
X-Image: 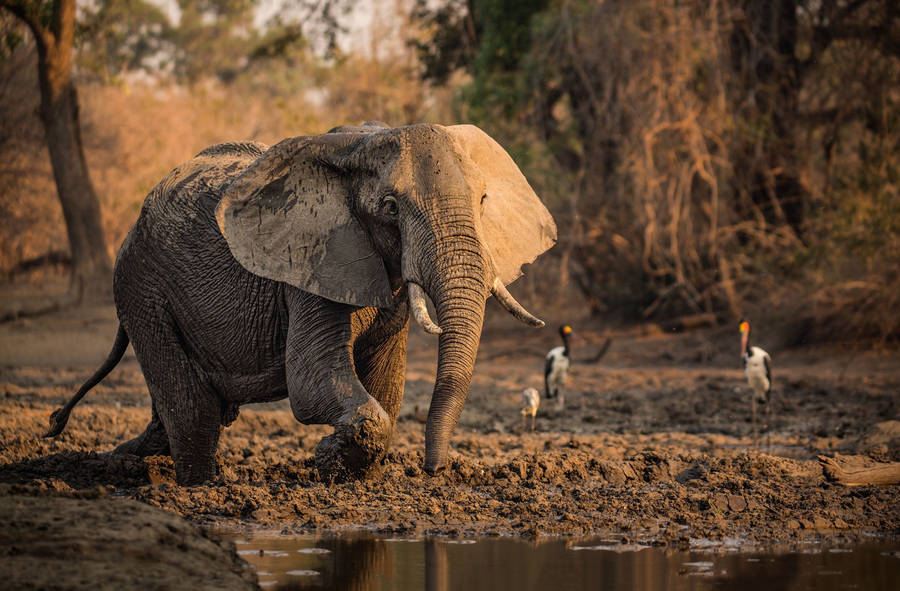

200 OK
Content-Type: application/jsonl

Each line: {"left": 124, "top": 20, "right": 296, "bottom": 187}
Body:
{"left": 44, "top": 324, "right": 129, "bottom": 438}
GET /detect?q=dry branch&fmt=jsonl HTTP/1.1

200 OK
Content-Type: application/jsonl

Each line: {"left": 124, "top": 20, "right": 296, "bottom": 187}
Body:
{"left": 578, "top": 337, "right": 612, "bottom": 364}
{"left": 819, "top": 454, "right": 900, "bottom": 487}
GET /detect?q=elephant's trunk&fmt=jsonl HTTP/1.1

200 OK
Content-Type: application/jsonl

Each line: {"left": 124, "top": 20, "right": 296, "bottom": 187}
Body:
{"left": 424, "top": 267, "right": 487, "bottom": 474}
{"left": 404, "top": 199, "right": 546, "bottom": 474}
{"left": 410, "top": 215, "right": 489, "bottom": 475}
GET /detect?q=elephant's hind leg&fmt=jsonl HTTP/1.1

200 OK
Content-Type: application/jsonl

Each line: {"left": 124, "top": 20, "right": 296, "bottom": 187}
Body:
{"left": 126, "top": 312, "right": 223, "bottom": 486}
{"left": 113, "top": 403, "right": 171, "bottom": 457}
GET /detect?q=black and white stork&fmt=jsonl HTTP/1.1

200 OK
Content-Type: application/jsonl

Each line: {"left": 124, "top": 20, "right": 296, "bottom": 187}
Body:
{"left": 740, "top": 319, "right": 772, "bottom": 448}
{"left": 544, "top": 325, "right": 573, "bottom": 411}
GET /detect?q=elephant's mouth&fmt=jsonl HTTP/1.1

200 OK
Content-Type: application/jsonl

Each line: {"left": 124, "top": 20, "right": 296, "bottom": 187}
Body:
{"left": 406, "top": 277, "right": 543, "bottom": 335}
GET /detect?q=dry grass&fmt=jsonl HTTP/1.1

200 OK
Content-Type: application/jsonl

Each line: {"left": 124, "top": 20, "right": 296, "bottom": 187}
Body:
{"left": 0, "top": 42, "right": 456, "bottom": 276}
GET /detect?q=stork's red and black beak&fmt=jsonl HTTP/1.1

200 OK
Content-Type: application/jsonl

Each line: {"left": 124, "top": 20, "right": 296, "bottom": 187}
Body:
{"left": 739, "top": 319, "right": 750, "bottom": 358}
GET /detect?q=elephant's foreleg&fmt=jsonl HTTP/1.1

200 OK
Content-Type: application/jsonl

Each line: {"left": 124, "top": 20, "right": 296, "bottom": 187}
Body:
{"left": 309, "top": 392, "right": 392, "bottom": 482}
{"left": 284, "top": 293, "right": 392, "bottom": 481}
{"left": 354, "top": 319, "right": 409, "bottom": 425}
{"left": 113, "top": 403, "right": 171, "bottom": 457}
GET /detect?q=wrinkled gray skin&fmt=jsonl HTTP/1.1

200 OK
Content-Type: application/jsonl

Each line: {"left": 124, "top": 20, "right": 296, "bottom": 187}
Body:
{"left": 49, "top": 122, "right": 556, "bottom": 486}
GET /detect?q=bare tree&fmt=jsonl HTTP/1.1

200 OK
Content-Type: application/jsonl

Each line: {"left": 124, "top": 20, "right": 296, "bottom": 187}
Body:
{"left": 1, "top": 0, "right": 110, "bottom": 303}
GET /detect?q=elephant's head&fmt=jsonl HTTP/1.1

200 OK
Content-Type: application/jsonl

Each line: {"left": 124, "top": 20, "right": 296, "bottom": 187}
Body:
{"left": 215, "top": 123, "right": 556, "bottom": 474}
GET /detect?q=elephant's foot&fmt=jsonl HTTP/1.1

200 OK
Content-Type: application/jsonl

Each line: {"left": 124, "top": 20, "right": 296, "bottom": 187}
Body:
{"left": 315, "top": 399, "right": 392, "bottom": 482}
{"left": 170, "top": 425, "right": 222, "bottom": 486}
{"left": 113, "top": 422, "right": 171, "bottom": 457}
{"left": 174, "top": 456, "right": 218, "bottom": 487}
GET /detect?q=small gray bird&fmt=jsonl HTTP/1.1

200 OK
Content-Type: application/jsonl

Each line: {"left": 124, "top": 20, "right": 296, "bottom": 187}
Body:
{"left": 520, "top": 387, "right": 540, "bottom": 431}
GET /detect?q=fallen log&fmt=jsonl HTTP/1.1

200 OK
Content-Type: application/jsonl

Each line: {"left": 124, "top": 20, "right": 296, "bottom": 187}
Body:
{"left": 579, "top": 337, "right": 613, "bottom": 363}
{"left": 819, "top": 453, "right": 900, "bottom": 486}
{"left": 659, "top": 313, "right": 717, "bottom": 333}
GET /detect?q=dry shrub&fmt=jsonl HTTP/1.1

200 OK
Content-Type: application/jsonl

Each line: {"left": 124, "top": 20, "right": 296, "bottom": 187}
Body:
{"left": 789, "top": 277, "right": 900, "bottom": 345}
{"left": 780, "top": 13, "right": 900, "bottom": 344}
{"left": 612, "top": 2, "right": 742, "bottom": 319}
{"left": 469, "top": 0, "right": 899, "bottom": 344}
{"left": 512, "top": 1, "right": 782, "bottom": 320}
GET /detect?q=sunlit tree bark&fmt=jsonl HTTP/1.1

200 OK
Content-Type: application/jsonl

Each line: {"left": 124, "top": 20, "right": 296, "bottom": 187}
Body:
{"left": 1, "top": 0, "right": 111, "bottom": 303}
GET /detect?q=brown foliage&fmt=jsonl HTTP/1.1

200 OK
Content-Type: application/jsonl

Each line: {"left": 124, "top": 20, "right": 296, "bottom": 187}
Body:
{"left": 0, "top": 36, "right": 455, "bottom": 277}
{"left": 468, "top": 0, "right": 899, "bottom": 342}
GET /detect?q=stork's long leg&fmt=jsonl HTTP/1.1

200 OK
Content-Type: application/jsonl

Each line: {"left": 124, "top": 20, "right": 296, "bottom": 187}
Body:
{"left": 751, "top": 397, "right": 759, "bottom": 449}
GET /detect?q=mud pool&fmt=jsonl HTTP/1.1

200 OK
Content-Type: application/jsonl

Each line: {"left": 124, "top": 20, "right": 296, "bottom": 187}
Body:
{"left": 2, "top": 298, "right": 900, "bottom": 589}
{"left": 222, "top": 530, "right": 900, "bottom": 590}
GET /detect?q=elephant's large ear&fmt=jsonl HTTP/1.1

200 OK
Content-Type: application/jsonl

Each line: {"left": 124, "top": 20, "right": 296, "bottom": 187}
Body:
{"left": 215, "top": 135, "right": 394, "bottom": 308}
{"left": 447, "top": 124, "right": 557, "bottom": 285}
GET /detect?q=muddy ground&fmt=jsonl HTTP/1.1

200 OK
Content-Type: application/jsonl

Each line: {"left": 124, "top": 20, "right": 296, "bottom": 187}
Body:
{"left": 1, "top": 278, "right": 899, "bottom": 586}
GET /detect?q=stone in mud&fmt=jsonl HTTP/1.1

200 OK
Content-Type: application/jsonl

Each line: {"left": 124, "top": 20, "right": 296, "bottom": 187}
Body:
{"left": 727, "top": 494, "right": 747, "bottom": 512}
{"left": 709, "top": 493, "right": 730, "bottom": 513}
{"left": 675, "top": 464, "right": 708, "bottom": 483}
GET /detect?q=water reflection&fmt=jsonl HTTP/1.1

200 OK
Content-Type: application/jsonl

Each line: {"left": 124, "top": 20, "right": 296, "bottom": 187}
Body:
{"left": 424, "top": 539, "right": 449, "bottom": 591}
{"left": 224, "top": 531, "right": 900, "bottom": 591}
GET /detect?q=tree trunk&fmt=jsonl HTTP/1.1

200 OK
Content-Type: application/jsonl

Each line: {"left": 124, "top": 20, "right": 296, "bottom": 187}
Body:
{"left": 4, "top": 0, "right": 112, "bottom": 304}
{"left": 38, "top": 77, "right": 112, "bottom": 303}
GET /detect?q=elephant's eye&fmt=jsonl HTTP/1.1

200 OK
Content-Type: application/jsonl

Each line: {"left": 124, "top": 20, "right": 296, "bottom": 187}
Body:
{"left": 381, "top": 195, "right": 399, "bottom": 217}
{"left": 480, "top": 193, "right": 487, "bottom": 212}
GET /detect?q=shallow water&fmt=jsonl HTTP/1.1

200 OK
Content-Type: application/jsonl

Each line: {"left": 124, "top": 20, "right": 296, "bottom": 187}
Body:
{"left": 221, "top": 530, "right": 900, "bottom": 590}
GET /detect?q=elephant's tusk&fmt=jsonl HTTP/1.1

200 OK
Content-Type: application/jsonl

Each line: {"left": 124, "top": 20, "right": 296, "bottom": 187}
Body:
{"left": 491, "top": 278, "right": 545, "bottom": 327}
{"left": 409, "top": 282, "right": 443, "bottom": 335}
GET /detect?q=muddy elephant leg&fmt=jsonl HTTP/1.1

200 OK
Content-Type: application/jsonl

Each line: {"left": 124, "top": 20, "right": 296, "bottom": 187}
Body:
{"left": 284, "top": 293, "right": 393, "bottom": 481}
{"left": 354, "top": 319, "right": 409, "bottom": 426}
{"left": 127, "top": 313, "right": 223, "bottom": 486}
{"left": 113, "top": 403, "right": 171, "bottom": 457}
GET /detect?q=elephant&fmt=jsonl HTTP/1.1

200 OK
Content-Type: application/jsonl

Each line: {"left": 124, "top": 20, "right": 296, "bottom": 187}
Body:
{"left": 45, "top": 122, "right": 557, "bottom": 486}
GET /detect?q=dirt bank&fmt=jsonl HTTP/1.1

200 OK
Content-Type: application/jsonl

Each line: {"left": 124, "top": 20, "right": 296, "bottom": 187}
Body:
{"left": 0, "top": 485, "right": 258, "bottom": 590}
{"left": 2, "top": 285, "right": 899, "bottom": 570}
